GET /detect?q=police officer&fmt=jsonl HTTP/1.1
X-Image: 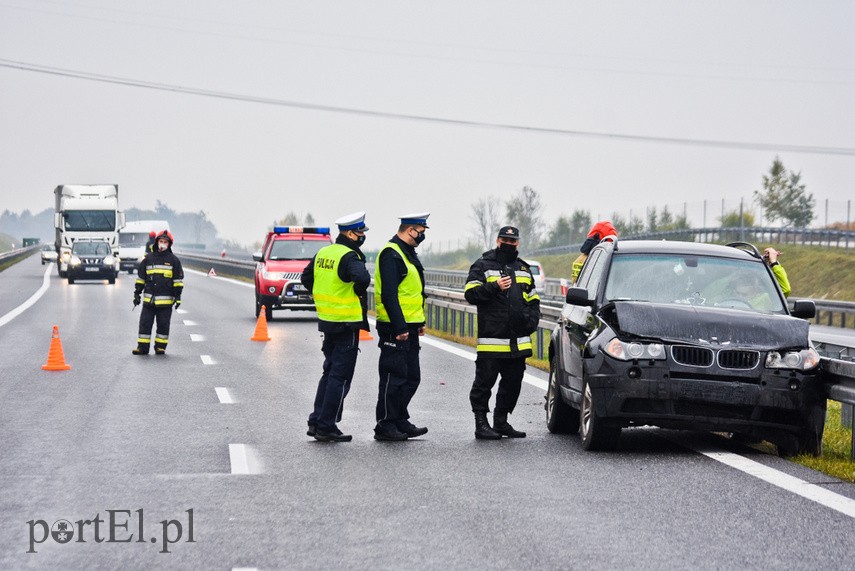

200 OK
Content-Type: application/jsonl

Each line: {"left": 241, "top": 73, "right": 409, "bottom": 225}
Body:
{"left": 132, "top": 230, "right": 184, "bottom": 355}
{"left": 373, "top": 212, "right": 430, "bottom": 441}
{"left": 464, "top": 225, "right": 541, "bottom": 439}
{"left": 301, "top": 212, "right": 371, "bottom": 442}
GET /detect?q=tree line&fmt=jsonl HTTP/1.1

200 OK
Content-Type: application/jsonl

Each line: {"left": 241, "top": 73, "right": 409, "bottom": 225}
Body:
{"left": 471, "top": 156, "right": 819, "bottom": 251}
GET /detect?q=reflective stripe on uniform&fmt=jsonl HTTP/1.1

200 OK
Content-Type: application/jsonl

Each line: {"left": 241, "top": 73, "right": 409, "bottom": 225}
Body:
{"left": 523, "top": 290, "right": 540, "bottom": 302}
{"left": 154, "top": 336, "right": 169, "bottom": 344}
{"left": 476, "top": 336, "right": 532, "bottom": 353}
{"left": 146, "top": 265, "right": 174, "bottom": 278}
{"left": 464, "top": 280, "right": 483, "bottom": 291}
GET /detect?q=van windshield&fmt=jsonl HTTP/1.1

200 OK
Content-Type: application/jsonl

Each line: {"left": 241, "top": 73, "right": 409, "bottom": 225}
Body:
{"left": 120, "top": 232, "right": 150, "bottom": 246}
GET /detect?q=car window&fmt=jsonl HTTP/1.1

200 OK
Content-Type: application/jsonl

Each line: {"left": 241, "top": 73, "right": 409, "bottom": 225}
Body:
{"left": 576, "top": 250, "right": 602, "bottom": 290}
{"left": 604, "top": 253, "right": 786, "bottom": 314}
{"left": 581, "top": 250, "right": 609, "bottom": 298}
{"left": 268, "top": 239, "right": 328, "bottom": 260}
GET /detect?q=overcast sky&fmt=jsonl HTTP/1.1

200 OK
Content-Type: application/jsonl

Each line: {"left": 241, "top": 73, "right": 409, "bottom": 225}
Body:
{"left": 1, "top": 1, "right": 853, "bottom": 250}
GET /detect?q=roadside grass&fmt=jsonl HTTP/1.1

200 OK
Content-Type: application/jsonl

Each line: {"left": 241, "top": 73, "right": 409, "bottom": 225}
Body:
{"left": 792, "top": 401, "right": 855, "bottom": 483}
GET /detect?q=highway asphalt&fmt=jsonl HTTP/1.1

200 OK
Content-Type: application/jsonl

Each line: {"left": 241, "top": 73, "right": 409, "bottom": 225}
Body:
{"left": 1, "top": 254, "right": 854, "bottom": 570}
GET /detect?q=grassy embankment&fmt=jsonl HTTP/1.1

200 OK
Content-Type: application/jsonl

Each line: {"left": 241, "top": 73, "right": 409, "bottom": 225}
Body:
{"left": 434, "top": 243, "right": 855, "bottom": 481}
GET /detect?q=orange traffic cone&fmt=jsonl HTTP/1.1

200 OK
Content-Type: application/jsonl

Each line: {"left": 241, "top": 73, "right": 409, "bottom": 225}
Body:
{"left": 359, "top": 328, "right": 374, "bottom": 341}
{"left": 251, "top": 306, "right": 271, "bottom": 341}
{"left": 42, "top": 325, "right": 71, "bottom": 371}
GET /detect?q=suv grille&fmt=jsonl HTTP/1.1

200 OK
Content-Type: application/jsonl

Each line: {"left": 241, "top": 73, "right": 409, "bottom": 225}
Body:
{"left": 718, "top": 350, "right": 760, "bottom": 370}
{"left": 671, "top": 345, "right": 714, "bottom": 367}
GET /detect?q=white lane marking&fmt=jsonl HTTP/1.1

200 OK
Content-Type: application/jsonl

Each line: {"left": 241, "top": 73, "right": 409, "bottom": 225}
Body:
{"left": 183, "top": 320, "right": 198, "bottom": 326}
{"left": 419, "top": 334, "right": 548, "bottom": 390}
{"left": 415, "top": 321, "right": 855, "bottom": 518}
{"left": 185, "top": 267, "right": 254, "bottom": 288}
{"left": 176, "top": 308, "right": 188, "bottom": 314}
{"left": 215, "top": 387, "right": 234, "bottom": 404}
{"left": 0, "top": 265, "right": 51, "bottom": 328}
{"left": 233, "top": 568, "right": 258, "bottom": 571}
{"left": 688, "top": 443, "right": 855, "bottom": 520}
{"left": 190, "top": 334, "right": 205, "bottom": 342}
{"left": 229, "top": 444, "right": 262, "bottom": 475}
{"left": 200, "top": 355, "right": 215, "bottom": 365}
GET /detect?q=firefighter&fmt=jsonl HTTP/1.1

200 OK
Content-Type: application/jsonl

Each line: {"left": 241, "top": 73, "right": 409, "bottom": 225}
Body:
{"left": 145, "top": 230, "right": 157, "bottom": 254}
{"left": 301, "top": 212, "right": 371, "bottom": 442}
{"left": 464, "top": 225, "right": 541, "bottom": 439}
{"left": 132, "top": 230, "right": 184, "bottom": 355}
{"left": 571, "top": 220, "right": 618, "bottom": 284}
{"left": 373, "top": 212, "right": 430, "bottom": 441}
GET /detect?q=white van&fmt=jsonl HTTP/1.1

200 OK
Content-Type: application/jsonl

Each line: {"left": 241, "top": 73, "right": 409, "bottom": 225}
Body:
{"left": 118, "top": 220, "right": 170, "bottom": 273}
{"left": 527, "top": 259, "right": 546, "bottom": 292}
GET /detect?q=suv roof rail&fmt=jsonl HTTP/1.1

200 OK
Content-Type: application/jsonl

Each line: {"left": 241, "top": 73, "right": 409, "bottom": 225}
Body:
{"left": 726, "top": 241, "right": 762, "bottom": 259}
{"left": 601, "top": 234, "right": 618, "bottom": 251}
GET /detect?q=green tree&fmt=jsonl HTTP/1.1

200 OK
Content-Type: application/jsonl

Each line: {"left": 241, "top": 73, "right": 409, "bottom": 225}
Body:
{"left": 719, "top": 209, "right": 756, "bottom": 227}
{"left": 568, "top": 209, "right": 592, "bottom": 242}
{"left": 754, "top": 156, "right": 815, "bottom": 227}
{"left": 543, "top": 215, "right": 572, "bottom": 248}
{"left": 505, "top": 186, "right": 543, "bottom": 249}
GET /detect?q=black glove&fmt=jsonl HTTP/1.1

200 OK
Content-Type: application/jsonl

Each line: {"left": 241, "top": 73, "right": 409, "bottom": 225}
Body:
{"left": 133, "top": 294, "right": 141, "bottom": 306}
{"left": 173, "top": 299, "right": 181, "bottom": 309}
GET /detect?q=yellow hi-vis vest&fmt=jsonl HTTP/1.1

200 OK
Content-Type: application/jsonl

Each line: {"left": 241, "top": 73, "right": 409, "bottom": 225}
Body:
{"left": 375, "top": 242, "right": 425, "bottom": 324}
{"left": 311, "top": 244, "right": 363, "bottom": 323}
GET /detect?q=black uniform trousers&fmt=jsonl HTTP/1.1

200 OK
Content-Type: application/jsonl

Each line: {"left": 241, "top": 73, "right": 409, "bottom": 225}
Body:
{"left": 470, "top": 356, "right": 527, "bottom": 415}
{"left": 375, "top": 326, "right": 421, "bottom": 430}
{"left": 137, "top": 304, "right": 173, "bottom": 352}
{"left": 309, "top": 329, "right": 360, "bottom": 432}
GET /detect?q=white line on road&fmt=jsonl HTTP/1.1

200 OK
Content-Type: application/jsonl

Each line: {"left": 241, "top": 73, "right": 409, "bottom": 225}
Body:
{"left": 176, "top": 308, "right": 188, "bottom": 314}
{"left": 229, "top": 444, "right": 262, "bottom": 475}
{"left": 200, "top": 355, "right": 215, "bottom": 365}
{"left": 183, "top": 320, "right": 198, "bottom": 326}
{"left": 419, "top": 335, "right": 548, "bottom": 390}
{"left": 0, "top": 265, "right": 51, "bottom": 328}
{"left": 688, "top": 443, "right": 855, "bottom": 519}
{"left": 417, "top": 322, "right": 854, "bottom": 519}
{"left": 190, "top": 334, "right": 205, "bottom": 342}
{"left": 215, "top": 387, "right": 234, "bottom": 404}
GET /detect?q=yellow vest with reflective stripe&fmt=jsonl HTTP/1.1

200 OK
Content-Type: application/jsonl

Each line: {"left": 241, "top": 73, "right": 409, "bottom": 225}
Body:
{"left": 312, "top": 244, "right": 363, "bottom": 323}
{"left": 375, "top": 242, "right": 425, "bottom": 324}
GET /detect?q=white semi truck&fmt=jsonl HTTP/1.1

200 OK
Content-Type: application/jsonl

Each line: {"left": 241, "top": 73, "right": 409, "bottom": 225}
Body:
{"left": 118, "top": 219, "right": 170, "bottom": 273}
{"left": 54, "top": 184, "right": 125, "bottom": 277}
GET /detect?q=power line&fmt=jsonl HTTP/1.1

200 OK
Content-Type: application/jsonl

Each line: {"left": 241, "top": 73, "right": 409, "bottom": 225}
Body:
{"left": 2, "top": 57, "right": 854, "bottom": 157}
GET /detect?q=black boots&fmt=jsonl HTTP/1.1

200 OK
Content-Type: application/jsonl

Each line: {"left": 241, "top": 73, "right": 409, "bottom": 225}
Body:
{"left": 493, "top": 412, "right": 526, "bottom": 438}
{"left": 474, "top": 412, "right": 501, "bottom": 440}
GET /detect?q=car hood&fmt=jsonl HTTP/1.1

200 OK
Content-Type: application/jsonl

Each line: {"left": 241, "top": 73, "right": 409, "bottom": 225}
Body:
{"left": 612, "top": 301, "right": 810, "bottom": 349}
{"left": 263, "top": 260, "right": 312, "bottom": 273}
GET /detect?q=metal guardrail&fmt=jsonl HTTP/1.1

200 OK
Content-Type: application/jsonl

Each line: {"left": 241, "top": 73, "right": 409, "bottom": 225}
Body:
{"left": 0, "top": 244, "right": 40, "bottom": 268}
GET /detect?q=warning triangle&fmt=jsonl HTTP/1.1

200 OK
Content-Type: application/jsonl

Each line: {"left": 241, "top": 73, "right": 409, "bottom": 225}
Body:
{"left": 208, "top": 268, "right": 217, "bottom": 277}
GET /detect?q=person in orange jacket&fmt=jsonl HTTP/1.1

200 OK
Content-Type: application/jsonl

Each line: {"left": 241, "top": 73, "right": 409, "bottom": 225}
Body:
{"left": 571, "top": 220, "right": 618, "bottom": 284}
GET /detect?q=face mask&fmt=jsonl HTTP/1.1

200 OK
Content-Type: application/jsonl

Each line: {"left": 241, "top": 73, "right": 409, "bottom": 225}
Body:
{"left": 158, "top": 242, "right": 168, "bottom": 252}
{"left": 410, "top": 230, "right": 426, "bottom": 246}
{"left": 498, "top": 242, "right": 517, "bottom": 256}
{"left": 353, "top": 234, "right": 366, "bottom": 247}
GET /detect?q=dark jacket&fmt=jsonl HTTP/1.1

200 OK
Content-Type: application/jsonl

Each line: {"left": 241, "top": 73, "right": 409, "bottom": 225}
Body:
{"left": 377, "top": 235, "right": 426, "bottom": 336}
{"left": 301, "top": 234, "right": 371, "bottom": 333}
{"left": 464, "top": 248, "right": 541, "bottom": 358}
{"left": 135, "top": 247, "right": 184, "bottom": 306}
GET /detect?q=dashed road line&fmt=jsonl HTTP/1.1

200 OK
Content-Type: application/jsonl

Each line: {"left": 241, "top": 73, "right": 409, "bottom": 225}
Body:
{"left": 190, "top": 333, "right": 205, "bottom": 342}
{"left": 215, "top": 387, "right": 234, "bottom": 404}
{"left": 229, "top": 444, "right": 262, "bottom": 475}
{"left": 200, "top": 355, "right": 216, "bottom": 365}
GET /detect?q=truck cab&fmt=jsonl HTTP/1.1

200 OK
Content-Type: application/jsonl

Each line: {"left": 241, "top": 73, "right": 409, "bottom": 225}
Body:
{"left": 252, "top": 226, "right": 332, "bottom": 320}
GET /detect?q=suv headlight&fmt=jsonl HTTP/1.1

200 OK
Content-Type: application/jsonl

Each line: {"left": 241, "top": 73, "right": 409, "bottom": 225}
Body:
{"left": 765, "top": 348, "right": 820, "bottom": 371}
{"left": 103, "top": 255, "right": 115, "bottom": 265}
{"left": 604, "top": 338, "right": 666, "bottom": 361}
{"left": 262, "top": 269, "right": 286, "bottom": 281}
{"left": 69, "top": 255, "right": 81, "bottom": 266}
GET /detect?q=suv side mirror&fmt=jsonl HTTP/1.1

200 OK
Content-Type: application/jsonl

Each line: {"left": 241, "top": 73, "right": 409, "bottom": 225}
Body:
{"left": 252, "top": 251, "right": 263, "bottom": 262}
{"left": 790, "top": 299, "right": 816, "bottom": 319}
{"left": 566, "top": 286, "right": 594, "bottom": 307}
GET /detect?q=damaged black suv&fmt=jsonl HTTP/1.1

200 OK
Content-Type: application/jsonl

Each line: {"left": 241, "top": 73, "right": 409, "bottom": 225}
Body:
{"left": 546, "top": 239, "right": 824, "bottom": 456}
